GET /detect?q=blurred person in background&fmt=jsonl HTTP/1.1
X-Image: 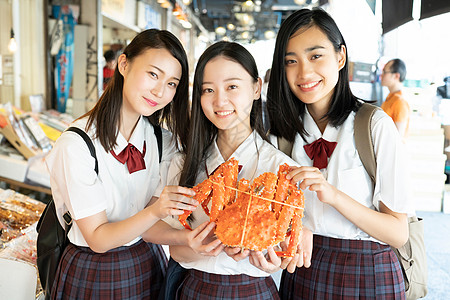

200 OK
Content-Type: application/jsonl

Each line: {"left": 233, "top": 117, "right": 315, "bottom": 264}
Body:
{"left": 103, "top": 49, "right": 118, "bottom": 90}
{"left": 380, "top": 58, "right": 411, "bottom": 140}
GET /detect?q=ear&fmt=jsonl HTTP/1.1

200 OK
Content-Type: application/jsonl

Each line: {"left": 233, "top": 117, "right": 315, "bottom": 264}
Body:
{"left": 117, "top": 54, "right": 128, "bottom": 76}
{"left": 254, "top": 77, "right": 263, "bottom": 99}
{"left": 337, "top": 45, "right": 346, "bottom": 71}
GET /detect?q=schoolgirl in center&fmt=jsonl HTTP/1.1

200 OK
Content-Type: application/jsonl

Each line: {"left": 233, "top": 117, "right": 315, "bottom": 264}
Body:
{"left": 162, "top": 41, "right": 311, "bottom": 299}
{"left": 266, "top": 8, "right": 415, "bottom": 299}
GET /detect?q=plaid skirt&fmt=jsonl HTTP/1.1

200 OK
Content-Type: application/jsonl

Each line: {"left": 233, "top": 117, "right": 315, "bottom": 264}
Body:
{"left": 51, "top": 240, "right": 168, "bottom": 299}
{"left": 279, "top": 235, "right": 405, "bottom": 300}
{"left": 179, "top": 269, "right": 280, "bottom": 300}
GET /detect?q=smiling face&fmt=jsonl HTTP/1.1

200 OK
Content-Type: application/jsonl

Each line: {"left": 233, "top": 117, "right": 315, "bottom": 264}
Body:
{"left": 200, "top": 56, "right": 261, "bottom": 136}
{"left": 118, "top": 48, "right": 182, "bottom": 122}
{"left": 284, "top": 25, "right": 346, "bottom": 111}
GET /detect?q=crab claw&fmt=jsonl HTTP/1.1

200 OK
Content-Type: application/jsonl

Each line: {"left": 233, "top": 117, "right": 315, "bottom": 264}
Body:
{"left": 179, "top": 210, "right": 193, "bottom": 230}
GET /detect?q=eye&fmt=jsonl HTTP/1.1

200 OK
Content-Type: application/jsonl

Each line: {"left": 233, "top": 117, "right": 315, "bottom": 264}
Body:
{"left": 168, "top": 82, "right": 178, "bottom": 88}
{"left": 311, "top": 54, "right": 322, "bottom": 60}
{"left": 149, "top": 71, "right": 158, "bottom": 78}
{"left": 228, "top": 84, "right": 238, "bottom": 90}
{"left": 285, "top": 59, "right": 296, "bottom": 65}
{"left": 202, "top": 88, "right": 213, "bottom": 94}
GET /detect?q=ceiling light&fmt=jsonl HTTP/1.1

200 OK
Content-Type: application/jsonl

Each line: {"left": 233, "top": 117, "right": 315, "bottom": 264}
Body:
{"left": 8, "top": 29, "right": 17, "bottom": 53}
{"left": 264, "top": 30, "right": 275, "bottom": 40}
{"left": 182, "top": 0, "right": 192, "bottom": 5}
{"left": 215, "top": 26, "right": 226, "bottom": 35}
{"left": 173, "top": 4, "right": 182, "bottom": 16}
{"left": 241, "top": 31, "right": 249, "bottom": 39}
{"left": 227, "top": 23, "right": 235, "bottom": 31}
{"left": 180, "top": 20, "right": 192, "bottom": 29}
{"left": 244, "top": 1, "right": 254, "bottom": 7}
{"left": 160, "top": 2, "right": 172, "bottom": 8}
{"left": 294, "top": 0, "right": 307, "bottom": 5}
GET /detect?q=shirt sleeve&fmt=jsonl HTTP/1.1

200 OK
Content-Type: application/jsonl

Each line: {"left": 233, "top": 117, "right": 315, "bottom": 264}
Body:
{"left": 45, "top": 130, "right": 108, "bottom": 220}
{"left": 371, "top": 110, "right": 415, "bottom": 216}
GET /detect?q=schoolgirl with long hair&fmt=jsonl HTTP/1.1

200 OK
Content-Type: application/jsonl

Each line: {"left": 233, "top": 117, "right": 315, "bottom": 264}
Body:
{"left": 162, "top": 41, "right": 311, "bottom": 299}
{"left": 46, "top": 29, "right": 198, "bottom": 299}
{"left": 267, "top": 8, "right": 414, "bottom": 299}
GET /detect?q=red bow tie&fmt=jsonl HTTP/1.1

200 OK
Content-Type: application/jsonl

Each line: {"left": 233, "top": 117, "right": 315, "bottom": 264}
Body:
{"left": 303, "top": 138, "right": 337, "bottom": 169}
{"left": 111, "top": 142, "right": 147, "bottom": 174}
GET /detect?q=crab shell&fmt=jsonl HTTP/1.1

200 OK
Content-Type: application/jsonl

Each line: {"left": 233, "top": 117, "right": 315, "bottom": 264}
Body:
{"left": 179, "top": 158, "right": 305, "bottom": 257}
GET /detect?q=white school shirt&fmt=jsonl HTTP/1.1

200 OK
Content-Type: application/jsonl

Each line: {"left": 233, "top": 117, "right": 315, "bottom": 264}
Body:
{"left": 291, "top": 106, "right": 415, "bottom": 243}
{"left": 45, "top": 116, "right": 175, "bottom": 247}
{"left": 163, "top": 131, "right": 300, "bottom": 277}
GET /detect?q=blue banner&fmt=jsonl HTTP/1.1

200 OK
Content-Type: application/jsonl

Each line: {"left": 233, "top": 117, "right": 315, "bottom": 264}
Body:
{"left": 53, "top": 5, "right": 77, "bottom": 113}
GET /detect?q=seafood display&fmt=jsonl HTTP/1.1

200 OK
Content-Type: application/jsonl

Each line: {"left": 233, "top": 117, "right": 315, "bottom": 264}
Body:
{"left": 179, "top": 158, "right": 304, "bottom": 257}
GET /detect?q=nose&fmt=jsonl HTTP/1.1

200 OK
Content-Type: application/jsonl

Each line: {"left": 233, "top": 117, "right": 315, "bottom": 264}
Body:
{"left": 297, "top": 61, "right": 312, "bottom": 80}
{"left": 151, "top": 81, "right": 164, "bottom": 98}
{"left": 213, "top": 89, "right": 229, "bottom": 106}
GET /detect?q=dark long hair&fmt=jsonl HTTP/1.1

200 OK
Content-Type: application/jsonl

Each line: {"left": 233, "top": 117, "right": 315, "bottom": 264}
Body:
{"left": 84, "top": 29, "right": 190, "bottom": 152}
{"left": 179, "top": 41, "right": 268, "bottom": 188}
{"left": 267, "top": 8, "right": 361, "bottom": 142}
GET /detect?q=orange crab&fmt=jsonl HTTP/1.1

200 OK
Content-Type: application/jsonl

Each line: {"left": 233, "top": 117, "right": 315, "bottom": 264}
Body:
{"left": 179, "top": 158, "right": 304, "bottom": 257}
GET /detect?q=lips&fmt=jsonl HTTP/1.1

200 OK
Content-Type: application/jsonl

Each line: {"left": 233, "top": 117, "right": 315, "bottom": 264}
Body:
{"left": 298, "top": 80, "right": 321, "bottom": 91}
{"left": 215, "top": 110, "right": 234, "bottom": 117}
{"left": 144, "top": 97, "right": 157, "bottom": 107}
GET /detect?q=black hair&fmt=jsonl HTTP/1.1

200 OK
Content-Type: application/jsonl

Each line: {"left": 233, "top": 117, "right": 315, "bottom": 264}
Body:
{"left": 179, "top": 41, "right": 268, "bottom": 188}
{"left": 388, "top": 58, "right": 407, "bottom": 82}
{"left": 104, "top": 49, "right": 116, "bottom": 62}
{"left": 84, "top": 29, "right": 190, "bottom": 152}
{"left": 267, "top": 8, "right": 362, "bottom": 142}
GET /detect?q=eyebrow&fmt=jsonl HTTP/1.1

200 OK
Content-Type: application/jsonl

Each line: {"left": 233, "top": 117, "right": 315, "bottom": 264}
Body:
{"left": 150, "top": 64, "right": 180, "bottom": 81}
{"left": 202, "top": 77, "right": 243, "bottom": 85}
{"left": 285, "top": 45, "right": 326, "bottom": 56}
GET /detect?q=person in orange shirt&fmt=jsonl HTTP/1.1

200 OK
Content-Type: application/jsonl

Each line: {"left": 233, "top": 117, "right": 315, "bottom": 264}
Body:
{"left": 380, "top": 58, "right": 410, "bottom": 139}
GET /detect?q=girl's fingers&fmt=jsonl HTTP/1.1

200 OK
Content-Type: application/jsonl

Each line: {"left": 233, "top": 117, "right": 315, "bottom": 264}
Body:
{"left": 190, "top": 221, "right": 213, "bottom": 240}
{"left": 286, "top": 166, "right": 319, "bottom": 180}
{"left": 287, "top": 253, "right": 300, "bottom": 273}
{"left": 266, "top": 246, "right": 281, "bottom": 267}
{"left": 164, "top": 185, "right": 196, "bottom": 197}
{"left": 200, "top": 239, "right": 224, "bottom": 256}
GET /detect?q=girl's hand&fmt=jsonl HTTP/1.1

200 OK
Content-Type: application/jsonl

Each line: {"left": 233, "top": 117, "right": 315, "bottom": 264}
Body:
{"left": 152, "top": 186, "right": 198, "bottom": 219}
{"left": 223, "top": 247, "right": 250, "bottom": 262}
{"left": 279, "top": 227, "right": 313, "bottom": 273}
{"left": 287, "top": 166, "right": 339, "bottom": 206}
{"left": 248, "top": 246, "right": 281, "bottom": 274}
{"left": 187, "top": 221, "right": 224, "bottom": 256}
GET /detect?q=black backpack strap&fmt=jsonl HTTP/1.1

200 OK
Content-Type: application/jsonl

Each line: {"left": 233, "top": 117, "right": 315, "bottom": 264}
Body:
{"left": 66, "top": 127, "right": 98, "bottom": 175}
{"left": 152, "top": 123, "right": 163, "bottom": 163}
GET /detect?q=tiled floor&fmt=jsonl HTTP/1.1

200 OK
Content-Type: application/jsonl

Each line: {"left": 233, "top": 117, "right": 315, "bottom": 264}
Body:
{"left": 418, "top": 211, "right": 450, "bottom": 299}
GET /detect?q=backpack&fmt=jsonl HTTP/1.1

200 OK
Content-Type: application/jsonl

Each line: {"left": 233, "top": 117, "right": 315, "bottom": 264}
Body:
{"left": 36, "top": 124, "right": 162, "bottom": 299}
{"left": 278, "top": 103, "right": 428, "bottom": 299}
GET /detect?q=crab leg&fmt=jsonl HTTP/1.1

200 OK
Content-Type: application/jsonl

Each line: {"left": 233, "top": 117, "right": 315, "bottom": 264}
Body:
{"left": 210, "top": 175, "right": 226, "bottom": 221}
{"left": 275, "top": 189, "right": 304, "bottom": 257}
{"left": 178, "top": 179, "right": 212, "bottom": 230}
{"left": 274, "top": 164, "right": 290, "bottom": 218}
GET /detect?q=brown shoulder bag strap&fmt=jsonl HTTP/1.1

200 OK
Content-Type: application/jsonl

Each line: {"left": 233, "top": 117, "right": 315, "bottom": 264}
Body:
{"left": 278, "top": 136, "right": 294, "bottom": 157}
{"left": 354, "top": 103, "right": 380, "bottom": 185}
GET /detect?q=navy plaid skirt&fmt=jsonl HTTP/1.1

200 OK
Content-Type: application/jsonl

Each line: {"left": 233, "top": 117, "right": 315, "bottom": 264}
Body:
{"left": 51, "top": 240, "right": 168, "bottom": 299}
{"left": 279, "top": 235, "right": 405, "bottom": 300}
{"left": 179, "top": 269, "right": 280, "bottom": 300}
